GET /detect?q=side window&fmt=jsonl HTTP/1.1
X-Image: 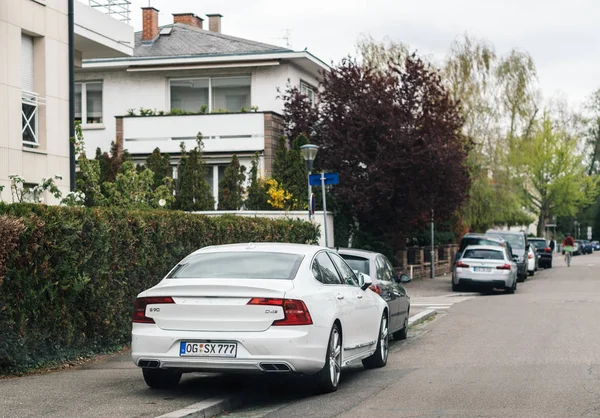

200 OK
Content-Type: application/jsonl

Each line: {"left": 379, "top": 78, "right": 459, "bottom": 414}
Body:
{"left": 376, "top": 256, "right": 392, "bottom": 282}
{"left": 314, "top": 253, "right": 343, "bottom": 285}
{"left": 382, "top": 256, "right": 396, "bottom": 282}
{"left": 311, "top": 259, "right": 323, "bottom": 283}
{"left": 329, "top": 253, "right": 360, "bottom": 287}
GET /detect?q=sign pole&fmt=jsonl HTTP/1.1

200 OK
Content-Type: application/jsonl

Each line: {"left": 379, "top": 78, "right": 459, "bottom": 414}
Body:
{"left": 307, "top": 169, "right": 312, "bottom": 221}
{"left": 321, "top": 172, "right": 329, "bottom": 247}
{"left": 430, "top": 209, "right": 435, "bottom": 279}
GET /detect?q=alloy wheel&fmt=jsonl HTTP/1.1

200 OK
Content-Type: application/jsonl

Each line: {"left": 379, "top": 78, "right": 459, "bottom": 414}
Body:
{"left": 329, "top": 328, "right": 342, "bottom": 387}
{"left": 380, "top": 316, "right": 389, "bottom": 362}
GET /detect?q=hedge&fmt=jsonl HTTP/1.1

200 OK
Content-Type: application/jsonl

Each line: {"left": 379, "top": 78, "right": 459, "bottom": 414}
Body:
{"left": 0, "top": 204, "right": 320, "bottom": 375}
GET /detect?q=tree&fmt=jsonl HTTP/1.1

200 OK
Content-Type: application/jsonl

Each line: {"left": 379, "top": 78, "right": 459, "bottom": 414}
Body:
{"left": 585, "top": 89, "right": 600, "bottom": 175}
{"left": 96, "top": 141, "right": 131, "bottom": 184}
{"left": 145, "top": 148, "right": 171, "bottom": 190}
{"left": 510, "top": 112, "right": 600, "bottom": 236}
{"left": 272, "top": 134, "right": 308, "bottom": 210}
{"left": 282, "top": 55, "right": 470, "bottom": 255}
{"left": 175, "top": 135, "right": 214, "bottom": 211}
{"left": 245, "top": 153, "right": 270, "bottom": 210}
{"left": 218, "top": 155, "right": 246, "bottom": 210}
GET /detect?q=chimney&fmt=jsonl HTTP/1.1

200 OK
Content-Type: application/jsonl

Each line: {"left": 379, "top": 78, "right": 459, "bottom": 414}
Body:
{"left": 206, "top": 14, "right": 223, "bottom": 33}
{"left": 173, "top": 13, "right": 204, "bottom": 29}
{"left": 141, "top": 7, "right": 160, "bottom": 42}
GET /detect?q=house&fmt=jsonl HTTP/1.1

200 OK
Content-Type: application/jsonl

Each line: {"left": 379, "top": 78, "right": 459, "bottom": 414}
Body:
{"left": 0, "top": 0, "right": 134, "bottom": 202}
{"left": 76, "top": 7, "right": 328, "bottom": 206}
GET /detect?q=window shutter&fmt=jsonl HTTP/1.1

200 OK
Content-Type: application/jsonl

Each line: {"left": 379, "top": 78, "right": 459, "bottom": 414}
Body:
{"left": 21, "top": 34, "right": 34, "bottom": 92}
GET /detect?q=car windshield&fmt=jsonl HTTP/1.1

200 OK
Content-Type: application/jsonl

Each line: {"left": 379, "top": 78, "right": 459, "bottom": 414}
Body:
{"left": 460, "top": 237, "right": 502, "bottom": 251}
{"left": 487, "top": 233, "right": 525, "bottom": 249}
{"left": 340, "top": 255, "right": 370, "bottom": 275}
{"left": 463, "top": 249, "right": 505, "bottom": 260}
{"left": 530, "top": 240, "right": 547, "bottom": 249}
{"left": 168, "top": 252, "right": 304, "bottom": 280}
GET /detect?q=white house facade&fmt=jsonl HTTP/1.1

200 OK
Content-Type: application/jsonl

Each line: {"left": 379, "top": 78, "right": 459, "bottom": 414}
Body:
{"left": 76, "top": 7, "right": 328, "bottom": 205}
{"left": 0, "top": 0, "right": 134, "bottom": 202}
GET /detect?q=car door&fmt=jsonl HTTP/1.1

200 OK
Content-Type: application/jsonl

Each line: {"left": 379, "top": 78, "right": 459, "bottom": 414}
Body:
{"left": 328, "top": 252, "right": 379, "bottom": 355}
{"left": 382, "top": 255, "right": 409, "bottom": 331}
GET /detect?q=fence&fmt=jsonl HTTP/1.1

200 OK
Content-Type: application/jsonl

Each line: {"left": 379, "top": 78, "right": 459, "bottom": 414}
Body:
{"left": 395, "top": 244, "right": 459, "bottom": 279}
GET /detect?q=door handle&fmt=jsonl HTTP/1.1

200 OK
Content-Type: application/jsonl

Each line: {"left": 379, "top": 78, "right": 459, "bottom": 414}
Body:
{"left": 336, "top": 294, "right": 345, "bottom": 300}
{"left": 356, "top": 294, "right": 363, "bottom": 299}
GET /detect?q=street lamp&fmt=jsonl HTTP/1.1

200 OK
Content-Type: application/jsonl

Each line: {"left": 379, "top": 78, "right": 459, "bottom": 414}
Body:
{"left": 300, "top": 144, "right": 319, "bottom": 221}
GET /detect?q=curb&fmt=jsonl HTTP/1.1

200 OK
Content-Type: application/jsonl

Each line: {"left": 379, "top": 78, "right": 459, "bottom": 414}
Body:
{"left": 156, "top": 396, "right": 246, "bottom": 418}
{"left": 408, "top": 309, "right": 437, "bottom": 327}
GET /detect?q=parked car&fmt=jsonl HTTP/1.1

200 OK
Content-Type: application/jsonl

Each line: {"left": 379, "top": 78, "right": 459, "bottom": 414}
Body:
{"left": 573, "top": 240, "right": 584, "bottom": 255}
{"left": 452, "top": 245, "right": 518, "bottom": 294}
{"left": 528, "top": 237, "right": 553, "bottom": 269}
{"left": 131, "top": 243, "right": 389, "bottom": 393}
{"left": 593, "top": 241, "right": 600, "bottom": 251}
{"left": 338, "top": 248, "right": 412, "bottom": 341}
{"left": 485, "top": 230, "right": 528, "bottom": 282}
{"left": 527, "top": 243, "right": 539, "bottom": 276}
{"left": 454, "top": 233, "right": 508, "bottom": 266}
{"left": 581, "top": 241, "right": 593, "bottom": 254}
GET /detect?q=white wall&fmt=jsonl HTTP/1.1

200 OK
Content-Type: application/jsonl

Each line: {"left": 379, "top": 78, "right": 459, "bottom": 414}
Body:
{"left": 77, "top": 62, "right": 322, "bottom": 158}
{"left": 194, "top": 210, "right": 335, "bottom": 247}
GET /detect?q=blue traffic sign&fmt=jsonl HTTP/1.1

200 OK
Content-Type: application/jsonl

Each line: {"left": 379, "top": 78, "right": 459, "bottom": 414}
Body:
{"left": 309, "top": 172, "right": 339, "bottom": 187}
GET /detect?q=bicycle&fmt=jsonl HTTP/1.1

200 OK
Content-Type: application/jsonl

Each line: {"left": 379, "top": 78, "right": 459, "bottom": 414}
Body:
{"left": 564, "top": 246, "right": 573, "bottom": 267}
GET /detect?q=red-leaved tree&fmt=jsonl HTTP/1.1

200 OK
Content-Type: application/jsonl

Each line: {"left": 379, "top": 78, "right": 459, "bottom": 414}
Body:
{"left": 282, "top": 55, "right": 471, "bottom": 257}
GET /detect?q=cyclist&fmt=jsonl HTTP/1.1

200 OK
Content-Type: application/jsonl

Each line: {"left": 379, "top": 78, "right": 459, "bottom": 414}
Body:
{"left": 563, "top": 233, "right": 575, "bottom": 266}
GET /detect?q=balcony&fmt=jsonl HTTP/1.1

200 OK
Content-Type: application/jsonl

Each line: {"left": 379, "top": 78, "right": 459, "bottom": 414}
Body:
{"left": 75, "top": 0, "right": 134, "bottom": 59}
{"left": 121, "top": 113, "right": 267, "bottom": 155}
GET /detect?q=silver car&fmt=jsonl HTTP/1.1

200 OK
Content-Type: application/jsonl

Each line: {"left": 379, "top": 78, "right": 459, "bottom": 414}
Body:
{"left": 453, "top": 245, "right": 518, "bottom": 294}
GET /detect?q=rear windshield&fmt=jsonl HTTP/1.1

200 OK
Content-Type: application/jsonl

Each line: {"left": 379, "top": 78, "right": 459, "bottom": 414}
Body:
{"left": 460, "top": 237, "right": 502, "bottom": 251}
{"left": 529, "top": 240, "right": 547, "bottom": 249}
{"left": 340, "top": 255, "right": 370, "bottom": 275}
{"left": 168, "top": 252, "right": 304, "bottom": 280}
{"left": 486, "top": 233, "right": 525, "bottom": 249}
{"left": 463, "top": 249, "right": 505, "bottom": 260}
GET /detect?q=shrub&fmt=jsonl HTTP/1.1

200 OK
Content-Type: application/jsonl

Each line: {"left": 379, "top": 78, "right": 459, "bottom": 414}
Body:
{"left": 0, "top": 203, "right": 319, "bottom": 375}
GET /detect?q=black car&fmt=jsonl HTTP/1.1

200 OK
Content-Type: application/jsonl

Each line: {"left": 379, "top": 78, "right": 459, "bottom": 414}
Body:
{"left": 528, "top": 237, "right": 553, "bottom": 269}
{"left": 486, "top": 230, "right": 528, "bottom": 282}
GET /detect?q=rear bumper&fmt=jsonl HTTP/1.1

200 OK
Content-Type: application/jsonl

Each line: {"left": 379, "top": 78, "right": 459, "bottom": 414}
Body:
{"left": 131, "top": 324, "right": 328, "bottom": 375}
{"left": 458, "top": 278, "right": 511, "bottom": 289}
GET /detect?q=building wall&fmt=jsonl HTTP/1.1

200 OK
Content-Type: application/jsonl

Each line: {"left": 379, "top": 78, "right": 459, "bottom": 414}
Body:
{"left": 0, "top": 0, "right": 71, "bottom": 202}
{"left": 77, "top": 63, "right": 319, "bottom": 159}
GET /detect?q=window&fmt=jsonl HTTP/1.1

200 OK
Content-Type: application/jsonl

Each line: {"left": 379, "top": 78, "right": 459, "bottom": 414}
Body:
{"left": 314, "top": 252, "right": 343, "bottom": 285}
{"left": 462, "top": 249, "right": 505, "bottom": 260}
{"left": 169, "top": 76, "right": 251, "bottom": 113}
{"left": 168, "top": 252, "right": 304, "bottom": 280}
{"left": 376, "top": 256, "right": 394, "bottom": 283}
{"left": 21, "top": 34, "right": 38, "bottom": 146}
{"left": 340, "top": 255, "right": 370, "bottom": 275}
{"left": 300, "top": 81, "right": 315, "bottom": 106}
{"left": 486, "top": 233, "right": 525, "bottom": 249}
{"left": 75, "top": 82, "right": 103, "bottom": 124}
{"left": 212, "top": 77, "right": 250, "bottom": 112}
{"left": 329, "top": 253, "right": 360, "bottom": 287}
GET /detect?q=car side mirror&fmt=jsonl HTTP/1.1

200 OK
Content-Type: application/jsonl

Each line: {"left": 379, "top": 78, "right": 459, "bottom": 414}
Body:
{"left": 360, "top": 274, "right": 373, "bottom": 291}
{"left": 396, "top": 273, "right": 412, "bottom": 284}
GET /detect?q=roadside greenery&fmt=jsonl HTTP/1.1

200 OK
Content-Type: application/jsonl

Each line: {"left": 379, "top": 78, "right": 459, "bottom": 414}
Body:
{"left": 0, "top": 204, "right": 319, "bottom": 375}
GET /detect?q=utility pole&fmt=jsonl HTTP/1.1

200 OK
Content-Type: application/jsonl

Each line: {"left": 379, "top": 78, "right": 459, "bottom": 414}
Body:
{"left": 68, "top": 0, "right": 75, "bottom": 191}
{"left": 430, "top": 209, "right": 435, "bottom": 279}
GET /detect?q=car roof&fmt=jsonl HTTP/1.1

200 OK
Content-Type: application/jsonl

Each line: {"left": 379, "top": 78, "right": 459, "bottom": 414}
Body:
{"left": 337, "top": 248, "right": 379, "bottom": 258}
{"left": 461, "top": 234, "right": 505, "bottom": 243}
{"left": 463, "top": 245, "right": 506, "bottom": 252}
{"left": 486, "top": 229, "right": 525, "bottom": 236}
{"left": 528, "top": 237, "right": 546, "bottom": 241}
{"left": 192, "top": 242, "right": 325, "bottom": 256}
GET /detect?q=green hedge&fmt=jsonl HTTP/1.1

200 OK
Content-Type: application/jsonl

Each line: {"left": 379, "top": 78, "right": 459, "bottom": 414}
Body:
{"left": 0, "top": 204, "right": 319, "bottom": 375}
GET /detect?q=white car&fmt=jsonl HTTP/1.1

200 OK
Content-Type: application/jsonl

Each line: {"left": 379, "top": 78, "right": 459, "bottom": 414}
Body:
{"left": 131, "top": 243, "right": 389, "bottom": 393}
{"left": 452, "top": 245, "right": 518, "bottom": 294}
{"left": 527, "top": 244, "right": 537, "bottom": 276}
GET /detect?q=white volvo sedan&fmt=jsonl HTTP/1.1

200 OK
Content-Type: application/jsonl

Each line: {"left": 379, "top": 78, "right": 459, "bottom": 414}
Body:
{"left": 131, "top": 243, "right": 389, "bottom": 393}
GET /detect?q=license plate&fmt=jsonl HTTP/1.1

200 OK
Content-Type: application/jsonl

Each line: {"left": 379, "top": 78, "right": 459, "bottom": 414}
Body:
{"left": 179, "top": 342, "right": 237, "bottom": 357}
{"left": 474, "top": 267, "right": 491, "bottom": 272}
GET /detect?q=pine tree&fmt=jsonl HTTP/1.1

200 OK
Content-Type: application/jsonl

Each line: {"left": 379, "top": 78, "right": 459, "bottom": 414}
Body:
{"left": 145, "top": 147, "right": 171, "bottom": 190}
{"left": 175, "top": 136, "right": 214, "bottom": 211}
{"left": 218, "top": 155, "right": 246, "bottom": 210}
{"left": 245, "top": 153, "right": 270, "bottom": 210}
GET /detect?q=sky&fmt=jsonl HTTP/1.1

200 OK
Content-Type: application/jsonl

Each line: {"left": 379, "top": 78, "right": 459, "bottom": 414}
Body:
{"left": 123, "top": 0, "right": 600, "bottom": 106}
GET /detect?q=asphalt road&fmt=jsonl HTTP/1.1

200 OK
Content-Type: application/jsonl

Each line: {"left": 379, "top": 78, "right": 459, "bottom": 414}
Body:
{"left": 224, "top": 252, "right": 600, "bottom": 418}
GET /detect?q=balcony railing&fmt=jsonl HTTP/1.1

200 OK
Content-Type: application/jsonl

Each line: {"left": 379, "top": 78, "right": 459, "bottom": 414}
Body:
{"left": 121, "top": 113, "right": 266, "bottom": 155}
{"left": 87, "top": 0, "right": 131, "bottom": 24}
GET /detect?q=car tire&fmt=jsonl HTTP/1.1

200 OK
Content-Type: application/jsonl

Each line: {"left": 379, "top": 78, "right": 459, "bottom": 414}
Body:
{"left": 548, "top": 261, "right": 553, "bottom": 269}
{"left": 142, "top": 368, "right": 182, "bottom": 389}
{"left": 452, "top": 280, "right": 461, "bottom": 292}
{"left": 394, "top": 313, "right": 409, "bottom": 341}
{"left": 313, "top": 323, "right": 342, "bottom": 394}
{"left": 505, "top": 279, "right": 517, "bottom": 294}
{"left": 528, "top": 269, "right": 534, "bottom": 277}
{"left": 363, "top": 313, "right": 389, "bottom": 370}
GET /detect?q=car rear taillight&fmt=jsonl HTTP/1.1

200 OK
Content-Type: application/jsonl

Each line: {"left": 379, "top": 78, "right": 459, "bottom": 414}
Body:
{"left": 456, "top": 261, "right": 470, "bottom": 268}
{"left": 132, "top": 297, "right": 175, "bottom": 323}
{"left": 247, "top": 298, "right": 313, "bottom": 326}
{"left": 544, "top": 247, "right": 552, "bottom": 253}
{"left": 496, "top": 264, "right": 511, "bottom": 270}
{"left": 369, "top": 284, "right": 382, "bottom": 295}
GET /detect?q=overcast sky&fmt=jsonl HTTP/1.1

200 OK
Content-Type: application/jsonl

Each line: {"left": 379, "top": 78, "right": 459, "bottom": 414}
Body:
{"left": 125, "top": 0, "right": 599, "bottom": 105}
